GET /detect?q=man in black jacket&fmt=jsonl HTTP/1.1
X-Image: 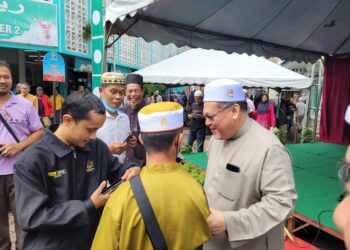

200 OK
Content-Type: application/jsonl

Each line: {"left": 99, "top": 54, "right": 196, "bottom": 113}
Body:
{"left": 187, "top": 90, "right": 206, "bottom": 152}
{"left": 14, "top": 92, "right": 140, "bottom": 250}
{"left": 123, "top": 74, "right": 147, "bottom": 166}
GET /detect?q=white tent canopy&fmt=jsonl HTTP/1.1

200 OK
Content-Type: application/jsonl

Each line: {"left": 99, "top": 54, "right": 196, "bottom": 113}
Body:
{"left": 134, "top": 48, "right": 312, "bottom": 89}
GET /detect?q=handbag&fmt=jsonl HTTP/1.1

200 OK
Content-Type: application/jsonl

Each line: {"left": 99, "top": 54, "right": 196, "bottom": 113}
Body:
{"left": 0, "top": 112, "right": 20, "bottom": 143}
{"left": 41, "top": 116, "right": 52, "bottom": 128}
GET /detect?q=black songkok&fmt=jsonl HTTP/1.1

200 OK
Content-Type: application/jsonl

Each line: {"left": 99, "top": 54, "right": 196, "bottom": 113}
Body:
{"left": 125, "top": 74, "right": 143, "bottom": 86}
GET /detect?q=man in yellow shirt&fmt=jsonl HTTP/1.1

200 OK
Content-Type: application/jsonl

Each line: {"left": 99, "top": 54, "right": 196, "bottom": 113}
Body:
{"left": 19, "top": 83, "right": 38, "bottom": 111}
{"left": 92, "top": 102, "right": 211, "bottom": 250}
{"left": 50, "top": 88, "right": 64, "bottom": 123}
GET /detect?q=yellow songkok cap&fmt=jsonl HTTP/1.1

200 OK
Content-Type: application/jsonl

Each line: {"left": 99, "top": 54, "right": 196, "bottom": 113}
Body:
{"left": 138, "top": 102, "right": 183, "bottom": 132}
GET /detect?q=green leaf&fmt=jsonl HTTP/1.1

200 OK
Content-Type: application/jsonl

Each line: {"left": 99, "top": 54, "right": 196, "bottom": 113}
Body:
{"left": 179, "top": 162, "right": 206, "bottom": 185}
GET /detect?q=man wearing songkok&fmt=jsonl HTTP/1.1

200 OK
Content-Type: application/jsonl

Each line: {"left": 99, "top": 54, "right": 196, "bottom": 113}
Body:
{"left": 203, "top": 79, "right": 297, "bottom": 250}
{"left": 97, "top": 72, "right": 136, "bottom": 163}
{"left": 334, "top": 105, "right": 350, "bottom": 249}
{"left": 14, "top": 92, "right": 140, "bottom": 250}
{"left": 123, "top": 73, "right": 147, "bottom": 166}
{"left": 92, "top": 102, "right": 211, "bottom": 250}
{"left": 187, "top": 90, "right": 206, "bottom": 152}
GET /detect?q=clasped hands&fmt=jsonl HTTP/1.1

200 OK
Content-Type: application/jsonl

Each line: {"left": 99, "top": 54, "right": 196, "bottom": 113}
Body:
{"left": 0, "top": 143, "right": 23, "bottom": 158}
{"left": 207, "top": 208, "right": 227, "bottom": 235}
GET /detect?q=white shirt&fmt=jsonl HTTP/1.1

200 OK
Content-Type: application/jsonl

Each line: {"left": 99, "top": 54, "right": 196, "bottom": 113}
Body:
{"left": 151, "top": 95, "right": 163, "bottom": 103}
{"left": 97, "top": 111, "right": 130, "bottom": 163}
{"left": 296, "top": 101, "right": 307, "bottom": 116}
{"left": 246, "top": 97, "right": 255, "bottom": 113}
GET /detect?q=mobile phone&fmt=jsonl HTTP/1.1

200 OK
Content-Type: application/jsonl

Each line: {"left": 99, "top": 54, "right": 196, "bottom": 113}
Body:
{"left": 226, "top": 163, "right": 240, "bottom": 173}
{"left": 102, "top": 179, "right": 124, "bottom": 195}
{"left": 123, "top": 134, "right": 133, "bottom": 143}
{"left": 176, "top": 153, "right": 184, "bottom": 163}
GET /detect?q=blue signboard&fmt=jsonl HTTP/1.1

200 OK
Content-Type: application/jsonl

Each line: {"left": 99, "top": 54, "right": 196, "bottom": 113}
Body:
{"left": 43, "top": 52, "right": 65, "bottom": 82}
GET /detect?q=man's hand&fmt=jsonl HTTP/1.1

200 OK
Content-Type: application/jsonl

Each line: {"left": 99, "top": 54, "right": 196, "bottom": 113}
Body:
{"left": 90, "top": 181, "right": 110, "bottom": 209}
{"left": 126, "top": 136, "right": 137, "bottom": 150}
{"left": 192, "top": 113, "right": 200, "bottom": 119}
{"left": 108, "top": 141, "right": 127, "bottom": 155}
{"left": 207, "top": 208, "right": 227, "bottom": 235}
{"left": 346, "top": 146, "right": 350, "bottom": 163}
{"left": 121, "top": 166, "right": 141, "bottom": 181}
{"left": 0, "top": 143, "right": 24, "bottom": 158}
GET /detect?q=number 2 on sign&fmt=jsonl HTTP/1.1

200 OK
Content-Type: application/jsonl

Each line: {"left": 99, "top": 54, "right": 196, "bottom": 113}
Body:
{"left": 15, "top": 26, "right": 20, "bottom": 34}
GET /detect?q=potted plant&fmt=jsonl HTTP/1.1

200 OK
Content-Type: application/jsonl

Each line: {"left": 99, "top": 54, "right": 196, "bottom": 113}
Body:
{"left": 301, "top": 128, "right": 313, "bottom": 143}
{"left": 83, "top": 23, "right": 91, "bottom": 41}
{"left": 180, "top": 144, "right": 193, "bottom": 154}
{"left": 272, "top": 127, "right": 287, "bottom": 144}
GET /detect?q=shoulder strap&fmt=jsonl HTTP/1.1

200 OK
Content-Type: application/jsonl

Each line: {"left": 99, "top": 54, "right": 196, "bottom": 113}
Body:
{"left": 0, "top": 112, "right": 20, "bottom": 143}
{"left": 130, "top": 176, "right": 168, "bottom": 250}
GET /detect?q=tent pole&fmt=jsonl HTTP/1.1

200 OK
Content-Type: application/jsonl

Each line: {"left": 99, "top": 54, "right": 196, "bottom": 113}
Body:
{"left": 305, "top": 63, "right": 316, "bottom": 130}
{"left": 313, "top": 60, "right": 324, "bottom": 141}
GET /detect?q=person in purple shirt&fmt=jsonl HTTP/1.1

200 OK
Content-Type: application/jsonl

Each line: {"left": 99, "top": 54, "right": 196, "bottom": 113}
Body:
{"left": 122, "top": 74, "right": 147, "bottom": 166}
{"left": 0, "top": 62, "right": 43, "bottom": 250}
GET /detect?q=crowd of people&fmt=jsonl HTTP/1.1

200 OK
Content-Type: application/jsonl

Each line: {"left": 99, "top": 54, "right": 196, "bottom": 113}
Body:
{"left": 248, "top": 92, "right": 307, "bottom": 134}
{"left": 0, "top": 60, "right": 348, "bottom": 250}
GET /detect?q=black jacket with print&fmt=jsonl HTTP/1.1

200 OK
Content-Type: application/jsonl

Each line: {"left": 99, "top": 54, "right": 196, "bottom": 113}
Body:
{"left": 14, "top": 130, "right": 137, "bottom": 250}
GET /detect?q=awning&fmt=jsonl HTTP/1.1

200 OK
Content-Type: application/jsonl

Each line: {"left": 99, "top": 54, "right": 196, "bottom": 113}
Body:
{"left": 106, "top": 0, "right": 350, "bottom": 63}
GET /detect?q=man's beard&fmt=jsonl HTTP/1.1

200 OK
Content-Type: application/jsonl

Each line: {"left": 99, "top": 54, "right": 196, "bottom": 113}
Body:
{"left": 0, "top": 83, "right": 10, "bottom": 96}
{"left": 338, "top": 159, "right": 350, "bottom": 184}
{"left": 0, "top": 90, "right": 9, "bottom": 96}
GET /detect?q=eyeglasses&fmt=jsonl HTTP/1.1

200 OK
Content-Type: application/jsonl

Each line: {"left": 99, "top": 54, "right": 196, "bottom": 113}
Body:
{"left": 204, "top": 104, "right": 233, "bottom": 121}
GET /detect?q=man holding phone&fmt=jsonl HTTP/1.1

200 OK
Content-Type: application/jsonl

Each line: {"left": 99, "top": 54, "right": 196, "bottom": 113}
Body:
{"left": 123, "top": 73, "right": 147, "bottom": 166}
{"left": 97, "top": 72, "right": 136, "bottom": 163}
{"left": 14, "top": 92, "right": 140, "bottom": 250}
{"left": 187, "top": 90, "right": 206, "bottom": 152}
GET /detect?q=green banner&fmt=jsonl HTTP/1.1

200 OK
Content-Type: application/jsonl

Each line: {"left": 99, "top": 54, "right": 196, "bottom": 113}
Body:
{"left": 0, "top": 0, "right": 57, "bottom": 47}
